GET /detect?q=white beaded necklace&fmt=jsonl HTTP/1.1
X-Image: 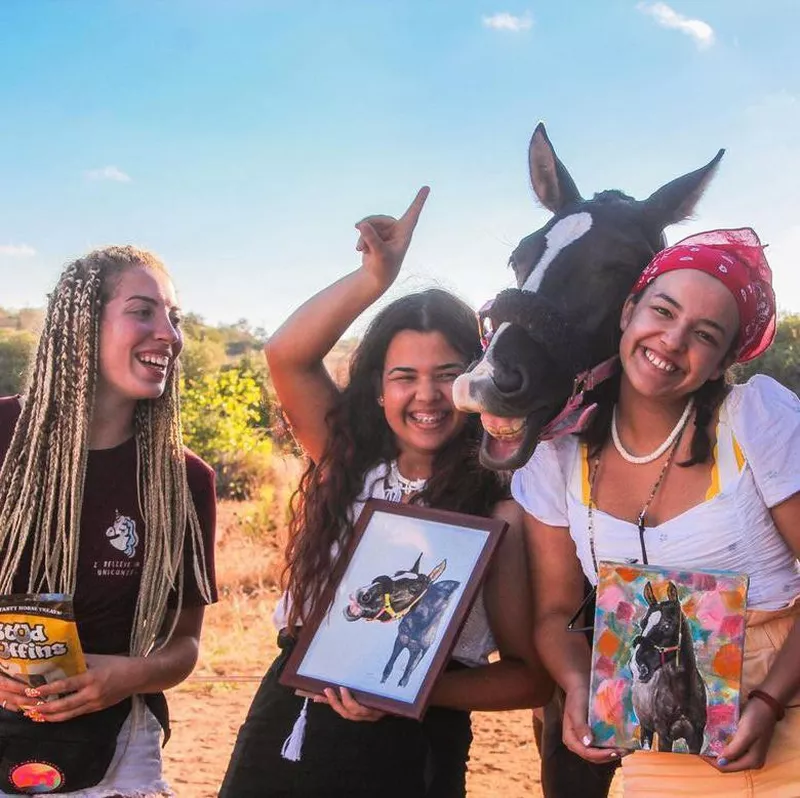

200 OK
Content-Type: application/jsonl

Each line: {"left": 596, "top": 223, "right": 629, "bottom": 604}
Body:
{"left": 611, "top": 397, "right": 695, "bottom": 465}
{"left": 383, "top": 460, "right": 428, "bottom": 503}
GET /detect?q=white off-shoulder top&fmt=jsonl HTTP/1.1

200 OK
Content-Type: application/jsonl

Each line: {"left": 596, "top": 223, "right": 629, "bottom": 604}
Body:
{"left": 512, "top": 375, "right": 800, "bottom": 610}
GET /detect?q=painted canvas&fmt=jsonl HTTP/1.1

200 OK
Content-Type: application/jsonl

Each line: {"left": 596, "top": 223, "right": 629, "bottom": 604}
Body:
{"left": 588, "top": 561, "right": 748, "bottom": 756}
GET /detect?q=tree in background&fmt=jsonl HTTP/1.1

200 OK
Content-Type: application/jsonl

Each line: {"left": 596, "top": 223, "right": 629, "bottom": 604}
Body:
{"left": 0, "top": 330, "right": 36, "bottom": 395}
{"left": 181, "top": 365, "right": 275, "bottom": 500}
{"left": 733, "top": 314, "right": 800, "bottom": 395}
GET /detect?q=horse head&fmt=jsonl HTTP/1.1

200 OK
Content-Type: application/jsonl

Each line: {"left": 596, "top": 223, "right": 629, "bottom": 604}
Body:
{"left": 343, "top": 554, "right": 446, "bottom": 622}
{"left": 631, "top": 580, "right": 685, "bottom": 680}
{"left": 452, "top": 123, "right": 724, "bottom": 469}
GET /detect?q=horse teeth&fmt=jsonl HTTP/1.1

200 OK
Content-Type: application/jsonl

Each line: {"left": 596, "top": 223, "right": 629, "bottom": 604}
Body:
{"left": 485, "top": 421, "right": 525, "bottom": 439}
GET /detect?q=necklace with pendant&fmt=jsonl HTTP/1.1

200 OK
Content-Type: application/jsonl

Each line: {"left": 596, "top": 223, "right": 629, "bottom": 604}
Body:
{"left": 384, "top": 460, "right": 428, "bottom": 503}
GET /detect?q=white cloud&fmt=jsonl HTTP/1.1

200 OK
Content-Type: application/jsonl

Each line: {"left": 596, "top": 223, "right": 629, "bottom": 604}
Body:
{"left": 637, "top": 2, "right": 715, "bottom": 49}
{"left": 85, "top": 165, "right": 132, "bottom": 183}
{"left": 0, "top": 244, "right": 36, "bottom": 257}
{"left": 482, "top": 12, "right": 533, "bottom": 32}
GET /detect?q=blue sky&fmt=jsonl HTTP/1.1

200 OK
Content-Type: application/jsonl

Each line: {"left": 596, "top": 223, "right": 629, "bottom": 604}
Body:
{"left": 1, "top": 1, "right": 798, "bottom": 334}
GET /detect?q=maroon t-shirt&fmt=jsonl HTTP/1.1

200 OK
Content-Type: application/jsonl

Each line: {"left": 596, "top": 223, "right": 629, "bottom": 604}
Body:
{"left": 0, "top": 396, "right": 218, "bottom": 655}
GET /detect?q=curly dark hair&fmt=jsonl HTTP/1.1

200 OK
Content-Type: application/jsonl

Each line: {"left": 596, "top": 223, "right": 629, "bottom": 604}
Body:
{"left": 581, "top": 289, "right": 735, "bottom": 466}
{"left": 284, "top": 289, "right": 509, "bottom": 628}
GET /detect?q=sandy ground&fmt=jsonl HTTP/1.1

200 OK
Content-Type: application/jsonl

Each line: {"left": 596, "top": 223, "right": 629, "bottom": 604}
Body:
{"left": 163, "top": 681, "right": 550, "bottom": 797}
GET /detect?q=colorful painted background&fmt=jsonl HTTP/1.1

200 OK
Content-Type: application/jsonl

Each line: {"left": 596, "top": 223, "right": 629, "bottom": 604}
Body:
{"left": 588, "top": 562, "right": 748, "bottom": 756}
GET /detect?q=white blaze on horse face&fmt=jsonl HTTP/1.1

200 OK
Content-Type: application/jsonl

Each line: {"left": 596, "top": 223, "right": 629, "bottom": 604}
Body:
{"left": 452, "top": 322, "right": 511, "bottom": 412}
{"left": 522, "top": 212, "right": 593, "bottom": 293}
{"left": 630, "top": 641, "right": 642, "bottom": 680}
{"left": 643, "top": 610, "right": 662, "bottom": 637}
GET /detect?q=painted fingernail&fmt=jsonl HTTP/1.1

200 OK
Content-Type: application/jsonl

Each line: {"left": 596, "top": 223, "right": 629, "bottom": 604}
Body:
{"left": 717, "top": 757, "right": 728, "bottom": 766}
{"left": 582, "top": 735, "right": 592, "bottom": 747}
{"left": 24, "top": 687, "right": 41, "bottom": 698}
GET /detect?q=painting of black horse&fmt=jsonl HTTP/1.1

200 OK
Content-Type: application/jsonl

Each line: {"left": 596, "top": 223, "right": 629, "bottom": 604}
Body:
{"left": 453, "top": 123, "right": 723, "bottom": 469}
{"left": 630, "top": 581, "right": 707, "bottom": 753}
{"left": 343, "top": 554, "right": 459, "bottom": 688}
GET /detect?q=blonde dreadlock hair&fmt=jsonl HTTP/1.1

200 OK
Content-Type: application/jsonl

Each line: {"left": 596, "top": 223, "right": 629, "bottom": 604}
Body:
{"left": 0, "top": 246, "right": 212, "bottom": 658}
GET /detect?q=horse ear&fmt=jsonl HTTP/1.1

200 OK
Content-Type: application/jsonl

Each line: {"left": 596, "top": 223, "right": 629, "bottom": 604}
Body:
{"left": 410, "top": 553, "right": 423, "bottom": 574}
{"left": 427, "top": 560, "right": 447, "bottom": 583}
{"left": 667, "top": 581, "right": 679, "bottom": 603}
{"left": 641, "top": 149, "right": 724, "bottom": 232}
{"left": 528, "top": 122, "right": 583, "bottom": 213}
{"left": 643, "top": 581, "right": 656, "bottom": 605}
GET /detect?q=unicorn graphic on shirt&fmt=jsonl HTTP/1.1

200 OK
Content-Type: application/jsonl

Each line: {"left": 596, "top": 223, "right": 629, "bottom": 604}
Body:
{"left": 106, "top": 511, "right": 139, "bottom": 558}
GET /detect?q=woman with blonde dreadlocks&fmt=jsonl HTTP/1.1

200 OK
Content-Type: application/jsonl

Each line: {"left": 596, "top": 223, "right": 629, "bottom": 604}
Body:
{"left": 0, "top": 246, "right": 217, "bottom": 796}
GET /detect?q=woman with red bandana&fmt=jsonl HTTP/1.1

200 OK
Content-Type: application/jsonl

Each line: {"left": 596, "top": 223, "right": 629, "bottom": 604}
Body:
{"left": 516, "top": 228, "right": 800, "bottom": 795}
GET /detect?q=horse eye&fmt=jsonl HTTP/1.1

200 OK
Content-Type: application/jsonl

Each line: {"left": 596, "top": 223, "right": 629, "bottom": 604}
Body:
{"left": 508, "top": 255, "right": 517, "bottom": 273}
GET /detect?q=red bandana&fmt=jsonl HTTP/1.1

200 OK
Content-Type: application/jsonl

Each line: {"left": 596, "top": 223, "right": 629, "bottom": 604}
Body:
{"left": 632, "top": 228, "right": 776, "bottom": 363}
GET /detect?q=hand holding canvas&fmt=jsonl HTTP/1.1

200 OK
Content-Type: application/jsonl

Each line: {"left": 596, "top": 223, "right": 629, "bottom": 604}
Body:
{"left": 300, "top": 687, "right": 386, "bottom": 723}
{"left": 710, "top": 692, "right": 777, "bottom": 772}
{"left": 355, "top": 186, "right": 429, "bottom": 292}
{"left": 562, "top": 685, "right": 624, "bottom": 763}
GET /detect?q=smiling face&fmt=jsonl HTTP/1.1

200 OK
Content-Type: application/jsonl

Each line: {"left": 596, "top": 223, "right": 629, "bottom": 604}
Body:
{"left": 619, "top": 269, "right": 739, "bottom": 402}
{"left": 380, "top": 329, "right": 468, "bottom": 471}
{"left": 96, "top": 265, "right": 183, "bottom": 410}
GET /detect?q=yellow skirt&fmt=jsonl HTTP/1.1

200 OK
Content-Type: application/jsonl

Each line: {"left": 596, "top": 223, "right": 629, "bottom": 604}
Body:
{"left": 621, "top": 596, "right": 800, "bottom": 798}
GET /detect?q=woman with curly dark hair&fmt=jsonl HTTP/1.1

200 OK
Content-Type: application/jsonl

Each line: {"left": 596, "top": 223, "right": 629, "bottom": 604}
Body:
{"left": 220, "top": 187, "right": 552, "bottom": 797}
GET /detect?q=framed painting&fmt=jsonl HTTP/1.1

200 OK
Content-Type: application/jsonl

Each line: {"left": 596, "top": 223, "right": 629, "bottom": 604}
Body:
{"left": 588, "top": 561, "right": 748, "bottom": 756}
{"left": 280, "top": 498, "right": 507, "bottom": 719}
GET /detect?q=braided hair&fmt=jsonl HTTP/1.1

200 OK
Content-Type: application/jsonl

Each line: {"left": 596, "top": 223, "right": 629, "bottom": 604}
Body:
{"left": 0, "top": 246, "right": 212, "bottom": 657}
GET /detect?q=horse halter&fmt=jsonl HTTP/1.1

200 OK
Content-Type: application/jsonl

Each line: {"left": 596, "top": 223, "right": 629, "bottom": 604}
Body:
{"left": 366, "top": 560, "right": 447, "bottom": 623}
{"left": 368, "top": 588, "right": 429, "bottom": 623}
{"left": 640, "top": 613, "right": 683, "bottom": 669}
{"left": 479, "top": 289, "right": 595, "bottom": 374}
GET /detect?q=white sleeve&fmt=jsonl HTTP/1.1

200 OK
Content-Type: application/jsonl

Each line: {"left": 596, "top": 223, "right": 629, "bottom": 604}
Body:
{"left": 511, "top": 439, "right": 569, "bottom": 527}
{"left": 730, "top": 375, "right": 800, "bottom": 508}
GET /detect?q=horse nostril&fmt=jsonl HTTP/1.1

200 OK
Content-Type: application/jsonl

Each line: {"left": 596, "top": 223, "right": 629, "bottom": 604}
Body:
{"left": 493, "top": 366, "right": 525, "bottom": 394}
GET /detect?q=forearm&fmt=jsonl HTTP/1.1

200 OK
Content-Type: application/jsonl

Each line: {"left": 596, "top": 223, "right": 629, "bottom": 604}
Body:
{"left": 266, "top": 269, "right": 387, "bottom": 372}
{"left": 757, "top": 615, "right": 800, "bottom": 705}
{"left": 126, "top": 634, "right": 200, "bottom": 694}
{"left": 535, "top": 612, "right": 592, "bottom": 695}
{"left": 430, "top": 658, "right": 552, "bottom": 712}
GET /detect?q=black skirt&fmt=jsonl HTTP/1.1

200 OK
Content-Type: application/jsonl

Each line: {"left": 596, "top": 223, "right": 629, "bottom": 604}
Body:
{"left": 219, "top": 632, "right": 473, "bottom": 798}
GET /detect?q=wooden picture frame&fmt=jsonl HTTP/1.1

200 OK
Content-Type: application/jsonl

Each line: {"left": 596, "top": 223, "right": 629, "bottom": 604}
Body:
{"left": 280, "top": 498, "right": 507, "bottom": 719}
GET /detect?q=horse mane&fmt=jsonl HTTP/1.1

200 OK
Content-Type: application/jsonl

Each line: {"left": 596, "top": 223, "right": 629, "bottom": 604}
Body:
{"left": 590, "top": 189, "right": 636, "bottom": 204}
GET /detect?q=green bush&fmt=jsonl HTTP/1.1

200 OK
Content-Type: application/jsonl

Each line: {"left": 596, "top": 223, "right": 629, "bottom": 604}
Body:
{"left": 0, "top": 330, "right": 36, "bottom": 395}
{"left": 181, "top": 365, "right": 275, "bottom": 499}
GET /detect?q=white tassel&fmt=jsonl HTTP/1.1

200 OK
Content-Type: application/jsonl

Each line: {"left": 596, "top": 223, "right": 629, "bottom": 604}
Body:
{"left": 280, "top": 697, "right": 309, "bottom": 762}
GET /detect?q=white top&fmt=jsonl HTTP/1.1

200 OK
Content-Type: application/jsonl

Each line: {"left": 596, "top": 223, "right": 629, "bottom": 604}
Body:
{"left": 273, "top": 462, "right": 496, "bottom": 667}
{"left": 512, "top": 376, "right": 800, "bottom": 611}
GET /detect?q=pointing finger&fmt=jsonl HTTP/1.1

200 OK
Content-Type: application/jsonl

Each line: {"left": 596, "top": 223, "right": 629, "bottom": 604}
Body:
{"left": 399, "top": 186, "right": 430, "bottom": 231}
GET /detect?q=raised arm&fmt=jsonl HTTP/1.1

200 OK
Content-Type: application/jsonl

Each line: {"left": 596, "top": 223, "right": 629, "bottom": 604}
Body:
{"left": 265, "top": 187, "right": 429, "bottom": 463}
{"left": 525, "top": 512, "right": 622, "bottom": 763}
